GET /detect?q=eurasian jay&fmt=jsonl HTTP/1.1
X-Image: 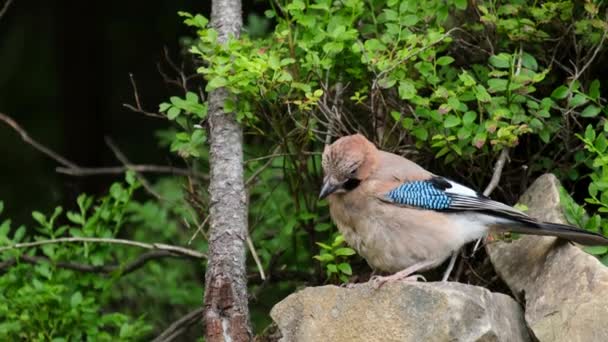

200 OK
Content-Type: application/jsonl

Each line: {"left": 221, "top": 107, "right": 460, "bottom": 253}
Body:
{"left": 320, "top": 134, "right": 608, "bottom": 284}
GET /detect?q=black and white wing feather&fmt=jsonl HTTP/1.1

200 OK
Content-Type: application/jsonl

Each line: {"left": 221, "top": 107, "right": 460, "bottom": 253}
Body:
{"left": 384, "top": 176, "right": 528, "bottom": 219}
{"left": 383, "top": 176, "right": 608, "bottom": 246}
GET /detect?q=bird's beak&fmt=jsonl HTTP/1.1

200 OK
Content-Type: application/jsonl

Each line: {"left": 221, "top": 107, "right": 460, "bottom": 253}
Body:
{"left": 319, "top": 179, "right": 340, "bottom": 199}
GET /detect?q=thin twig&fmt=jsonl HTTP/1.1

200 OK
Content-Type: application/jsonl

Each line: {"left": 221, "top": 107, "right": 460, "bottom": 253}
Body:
{"left": 246, "top": 234, "right": 265, "bottom": 281}
{"left": 56, "top": 164, "right": 207, "bottom": 178}
{"left": 0, "top": 112, "right": 202, "bottom": 179}
{"left": 123, "top": 73, "right": 165, "bottom": 119}
{"left": 0, "top": 0, "right": 13, "bottom": 22}
{"left": 577, "top": 26, "right": 607, "bottom": 78}
{"left": 0, "top": 112, "right": 79, "bottom": 169}
{"left": 187, "top": 215, "right": 210, "bottom": 245}
{"left": 245, "top": 146, "right": 282, "bottom": 186}
{"left": 483, "top": 147, "right": 510, "bottom": 197}
{"left": 480, "top": 46, "right": 522, "bottom": 196}
{"left": 0, "top": 237, "right": 206, "bottom": 259}
{"left": 105, "top": 137, "right": 163, "bottom": 199}
{"left": 152, "top": 307, "right": 204, "bottom": 342}
{"left": 0, "top": 250, "right": 195, "bottom": 276}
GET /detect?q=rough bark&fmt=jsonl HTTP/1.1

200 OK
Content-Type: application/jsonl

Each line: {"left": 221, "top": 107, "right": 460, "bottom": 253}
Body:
{"left": 203, "top": 1, "right": 251, "bottom": 341}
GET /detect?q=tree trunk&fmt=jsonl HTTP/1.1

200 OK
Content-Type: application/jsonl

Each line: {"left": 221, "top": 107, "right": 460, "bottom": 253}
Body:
{"left": 203, "top": 0, "right": 251, "bottom": 341}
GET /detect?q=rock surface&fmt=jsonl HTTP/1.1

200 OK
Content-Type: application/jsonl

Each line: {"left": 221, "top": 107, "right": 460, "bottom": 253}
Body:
{"left": 487, "top": 173, "right": 608, "bottom": 342}
{"left": 270, "top": 282, "right": 530, "bottom": 342}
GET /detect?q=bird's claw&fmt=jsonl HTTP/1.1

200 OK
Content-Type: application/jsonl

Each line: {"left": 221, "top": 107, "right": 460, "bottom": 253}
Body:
{"left": 370, "top": 273, "right": 426, "bottom": 289}
{"left": 340, "top": 282, "right": 359, "bottom": 289}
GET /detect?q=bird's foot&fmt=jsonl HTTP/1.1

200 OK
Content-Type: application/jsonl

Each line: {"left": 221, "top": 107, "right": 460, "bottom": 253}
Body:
{"left": 370, "top": 272, "right": 426, "bottom": 289}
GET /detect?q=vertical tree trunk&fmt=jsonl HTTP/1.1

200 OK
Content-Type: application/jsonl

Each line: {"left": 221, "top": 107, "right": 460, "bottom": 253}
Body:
{"left": 203, "top": 0, "right": 251, "bottom": 341}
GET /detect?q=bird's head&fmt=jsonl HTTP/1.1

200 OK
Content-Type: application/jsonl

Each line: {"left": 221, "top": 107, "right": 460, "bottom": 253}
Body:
{"left": 320, "top": 134, "right": 378, "bottom": 199}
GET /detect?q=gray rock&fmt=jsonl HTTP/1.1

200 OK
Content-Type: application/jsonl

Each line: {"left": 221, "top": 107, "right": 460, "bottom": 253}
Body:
{"left": 487, "top": 173, "right": 608, "bottom": 342}
{"left": 270, "top": 282, "right": 530, "bottom": 342}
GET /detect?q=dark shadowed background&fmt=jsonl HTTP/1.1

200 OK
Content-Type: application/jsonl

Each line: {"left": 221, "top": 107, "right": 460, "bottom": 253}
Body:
{"left": 0, "top": 1, "right": 269, "bottom": 225}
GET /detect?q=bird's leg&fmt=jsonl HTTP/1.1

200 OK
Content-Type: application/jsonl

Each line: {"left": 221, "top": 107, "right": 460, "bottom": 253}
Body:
{"left": 371, "top": 260, "right": 436, "bottom": 289}
{"left": 441, "top": 251, "right": 458, "bottom": 282}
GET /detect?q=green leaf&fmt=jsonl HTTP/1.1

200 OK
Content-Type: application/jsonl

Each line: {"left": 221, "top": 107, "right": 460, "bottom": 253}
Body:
{"left": 521, "top": 52, "right": 538, "bottom": 71}
{"left": 185, "top": 92, "right": 199, "bottom": 102}
{"left": 71, "top": 292, "right": 83, "bottom": 307}
{"left": 32, "top": 211, "right": 46, "bottom": 225}
{"left": 584, "top": 246, "right": 608, "bottom": 255}
{"left": 551, "top": 85, "right": 569, "bottom": 100}
{"left": 158, "top": 103, "right": 171, "bottom": 112}
{"left": 14, "top": 226, "right": 25, "bottom": 242}
{"left": 316, "top": 242, "right": 332, "bottom": 250}
{"left": 459, "top": 71, "right": 476, "bottom": 87}
{"left": 475, "top": 85, "right": 491, "bottom": 102}
{"left": 569, "top": 94, "right": 588, "bottom": 107}
{"left": 436, "top": 56, "right": 455, "bottom": 66}
{"left": 314, "top": 223, "right": 332, "bottom": 232}
{"left": 35, "top": 263, "right": 52, "bottom": 279}
{"left": 489, "top": 54, "right": 511, "bottom": 69}
{"left": 332, "top": 234, "right": 345, "bottom": 247}
{"left": 66, "top": 212, "right": 84, "bottom": 225}
{"left": 322, "top": 41, "right": 344, "bottom": 55}
{"left": 313, "top": 253, "right": 334, "bottom": 262}
{"left": 444, "top": 115, "right": 461, "bottom": 128}
{"left": 167, "top": 107, "right": 181, "bottom": 120}
{"left": 401, "top": 14, "right": 419, "bottom": 26}
{"left": 398, "top": 81, "right": 417, "bottom": 100}
{"left": 463, "top": 111, "right": 477, "bottom": 125}
{"left": 413, "top": 127, "right": 428, "bottom": 141}
{"left": 529, "top": 118, "right": 543, "bottom": 130}
{"left": 585, "top": 125, "right": 596, "bottom": 142}
{"left": 580, "top": 104, "right": 601, "bottom": 118}
{"left": 539, "top": 130, "right": 550, "bottom": 143}
{"left": 0, "top": 220, "right": 9, "bottom": 237}
{"left": 206, "top": 77, "right": 227, "bottom": 91}
{"left": 487, "top": 78, "right": 508, "bottom": 92}
{"left": 337, "top": 263, "right": 352, "bottom": 275}
{"left": 335, "top": 247, "right": 356, "bottom": 256}
{"left": 454, "top": 0, "right": 467, "bottom": 10}
{"left": 589, "top": 80, "right": 601, "bottom": 100}
{"left": 125, "top": 170, "right": 136, "bottom": 186}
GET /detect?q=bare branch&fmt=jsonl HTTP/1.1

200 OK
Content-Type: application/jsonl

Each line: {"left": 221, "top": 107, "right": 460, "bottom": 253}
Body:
{"left": 188, "top": 214, "right": 210, "bottom": 245}
{"left": 0, "top": 112, "right": 203, "bottom": 179}
{"left": 56, "top": 164, "right": 207, "bottom": 179}
{"left": 246, "top": 234, "right": 265, "bottom": 281}
{"left": 483, "top": 147, "right": 510, "bottom": 197}
{"left": 577, "top": 25, "right": 607, "bottom": 78}
{"left": 245, "top": 147, "right": 281, "bottom": 186}
{"left": 0, "top": 112, "right": 79, "bottom": 169}
{"left": 0, "top": 250, "right": 196, "bottom": 276}
{"left": 123, "top": 73, "right": 165, "bottom": 119}
{"left": 0, "top": 237, "right": 206, "bottom": 259}
{"left": 153, "top": 307, "right": 204, "bottom": 342}
{"left": 0, "top": 0, "right": 13, "bottom": 22}
{"left": 105, "top": 137, "right": 163, "bottom": 199}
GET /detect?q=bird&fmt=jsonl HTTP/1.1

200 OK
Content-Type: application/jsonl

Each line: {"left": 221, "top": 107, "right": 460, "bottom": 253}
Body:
{"left": 319, "top": 133, "right": 608, "bottom": 284}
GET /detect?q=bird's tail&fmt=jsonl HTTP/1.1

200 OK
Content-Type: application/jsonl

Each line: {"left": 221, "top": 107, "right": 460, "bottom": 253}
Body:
{"left": 492, "top": 217, "right": 608, "bottom": 246}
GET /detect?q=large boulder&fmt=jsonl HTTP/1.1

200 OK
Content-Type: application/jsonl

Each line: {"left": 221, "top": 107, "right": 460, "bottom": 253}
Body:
{"left": 487, "top": 173, "right": 608, "bottom": 342}
{"left": 270, "top": 282, "right": 530, "bottom": 342}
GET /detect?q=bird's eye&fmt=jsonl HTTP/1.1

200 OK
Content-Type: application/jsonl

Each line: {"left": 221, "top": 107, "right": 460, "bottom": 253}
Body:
{"left": 343, "top": 178, "right": 361, "bottom": 191}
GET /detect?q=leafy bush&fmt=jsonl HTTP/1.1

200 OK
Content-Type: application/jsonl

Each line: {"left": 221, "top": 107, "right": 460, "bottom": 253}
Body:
{"left": 3, "top": 0, "right": 608, "bottom": 338}
{"left": 167, "top": 0, "right": 608, "bottom": 277}
{"left": 0, "top": 174, "right": 152, "bottom": 340}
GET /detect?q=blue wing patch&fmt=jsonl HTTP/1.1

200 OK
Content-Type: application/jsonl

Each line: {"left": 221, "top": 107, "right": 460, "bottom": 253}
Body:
{"left": 386, "top": 181, "right": 452, "bottom": 210}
